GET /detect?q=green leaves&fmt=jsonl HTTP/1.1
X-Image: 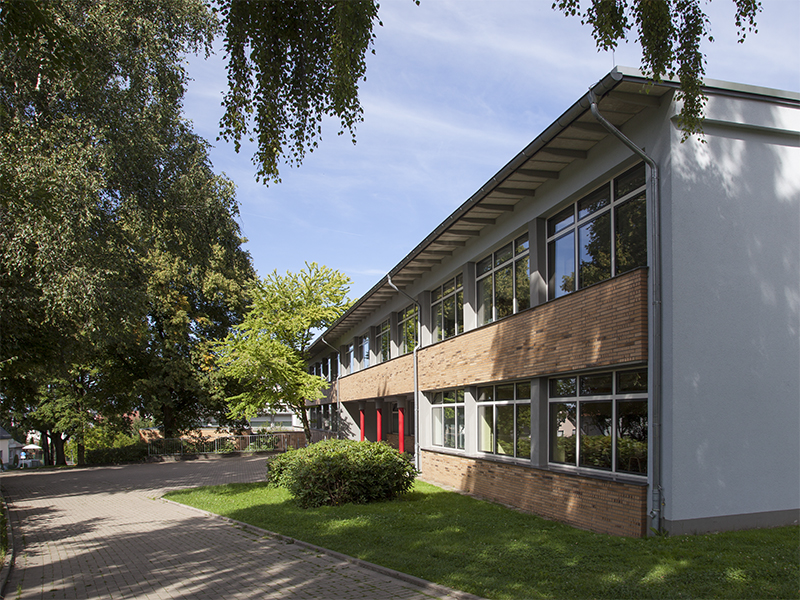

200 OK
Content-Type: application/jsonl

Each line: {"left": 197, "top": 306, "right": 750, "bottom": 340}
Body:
{"left": 215, "top": 263, "right": 351, "bottom": 441}
{"left": 553, "top": 0, "right": 762, "bottom": 139}
{"left": 216, "top": 0, "right": 380, "bottom": 183}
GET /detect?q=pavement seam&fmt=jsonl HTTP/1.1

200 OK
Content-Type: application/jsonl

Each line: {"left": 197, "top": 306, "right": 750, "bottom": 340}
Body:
{"left": 160, "top": 497, "right": 487, "bottom": 600}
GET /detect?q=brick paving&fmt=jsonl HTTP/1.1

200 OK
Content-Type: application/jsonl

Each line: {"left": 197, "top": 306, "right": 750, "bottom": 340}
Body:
{"left": 1, "top": 456, "right": 478, "bottom": 599}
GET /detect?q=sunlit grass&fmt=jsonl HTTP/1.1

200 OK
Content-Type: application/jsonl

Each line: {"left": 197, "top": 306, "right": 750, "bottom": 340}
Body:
{"left": 166, "top": 480, "right": 799, "bottom": 600}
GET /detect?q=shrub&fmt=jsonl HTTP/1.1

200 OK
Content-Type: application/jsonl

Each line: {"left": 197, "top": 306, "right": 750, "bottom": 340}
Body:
{"left": 85, "top": 443, "right": 148, "bottom": 465}
{"left": 266, "top": 439, "right": 418, "bottom": 508}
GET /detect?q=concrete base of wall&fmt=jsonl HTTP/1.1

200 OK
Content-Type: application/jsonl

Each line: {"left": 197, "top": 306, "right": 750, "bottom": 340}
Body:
{"left": 664, "top": 508, "right": 800, "bottom": 536}
{"left": 420, "top": 450, "right": 648, "bottom": 537}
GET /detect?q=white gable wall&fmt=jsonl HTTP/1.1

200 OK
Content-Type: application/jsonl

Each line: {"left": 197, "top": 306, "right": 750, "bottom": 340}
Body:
{"left": 661, "top": 93, "right": 800, "bottom": 532}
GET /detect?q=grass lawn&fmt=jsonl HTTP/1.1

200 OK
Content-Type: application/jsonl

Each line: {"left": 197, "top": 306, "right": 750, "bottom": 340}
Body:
{"left": 165, "top": 481, "right": 799, "bottom": 600}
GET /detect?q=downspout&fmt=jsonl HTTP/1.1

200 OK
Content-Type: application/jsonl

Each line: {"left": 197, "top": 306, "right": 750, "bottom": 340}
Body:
{"left": 320, "top": 336, "right": 342, "bottom": 440}
{"left": 386, "top": 275, "right": 421, "bottom": 472}
{"left": 589, "top": 90, "right": 664, "bottom": 534}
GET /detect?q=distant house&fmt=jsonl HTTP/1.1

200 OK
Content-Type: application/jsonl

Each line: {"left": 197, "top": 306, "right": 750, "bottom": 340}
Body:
{"left": 0, "top": 425, "right": 22, "bottom": 467}
{"left": 304, "top": 68, "right": 800, "bottom": 537}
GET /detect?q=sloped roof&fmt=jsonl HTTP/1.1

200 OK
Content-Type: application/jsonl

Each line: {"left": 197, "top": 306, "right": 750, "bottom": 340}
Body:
{"left": 0, "top": 425, "right": 13, "bottom": 440}
{"left": 310, "top": 67, "right": 799, "bottom": 356}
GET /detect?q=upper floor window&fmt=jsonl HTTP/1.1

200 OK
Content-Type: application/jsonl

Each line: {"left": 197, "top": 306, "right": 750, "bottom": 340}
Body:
{"left": 345, "top": 343, "right": 354, "bottom": 374}
{"left": 549, "top": 368, "right": 648, "bottom": 476}
{"left": 431, "top": 275, "right": 464, "bottom": 342}
{"left": 360, "top": 334, "right": 370, "bottom": 369}
{"left": 547, "top": 163, "right": 647, "bottom": 300}
{"left": 476, "top": 233, "right": 530, "bottom": 326}
{"left": 376, "top": 319, "right": 390, "bottom": 363}
{"left": 397, "top": 304, "right": 418, "bottom": 355}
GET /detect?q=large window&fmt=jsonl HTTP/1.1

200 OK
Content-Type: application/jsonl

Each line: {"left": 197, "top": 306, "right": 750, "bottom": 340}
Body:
{"left": 431, "top": 389, "right": 465, "bottom": 450}
{"left": 431, "top": 275, "right": 464, "bottom": 341}
{"left": 549, "top": 369, "right": 648, "bottom": 476}
{"left": 359, "top": 334, "right": 370, "bottom": 369}
{"left": 478, "top": 381, "right": 531, "bottom": 459}
{"left": 376, "top": 319, "right": 390, "bottom": 363}
{"left": 397, "top": 304, "right": 418, "bottom": 355}
{"left": 547, "top": 163, "right": 647, "bottom": 300}
{"left": 477, "top": 234, "right": 530, "bottom": 326}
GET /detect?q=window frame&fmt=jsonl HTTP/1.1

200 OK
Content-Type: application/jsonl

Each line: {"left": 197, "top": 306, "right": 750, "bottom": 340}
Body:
{"left": 430, "top": 389, "right": 465, "bottom": 450}
{"left": 548, "top": 368, "right": 648, "bottom": 477}
{"left": 476, "top": 233, "right": 531, "bottom": 326}
{"left": 477, "top": 381, "right": 532, "bottom": 460}
{"left": 431, "top": 274, "right": 464, "bottom": 342}
{"left": 376, "top": 319, "right": 390, "bottom": 363}
{"left": 397, "top": 304, "right": 418, "bottom": 356}
{"left": 546, "top": 163, "right": 647, "bottom": 300}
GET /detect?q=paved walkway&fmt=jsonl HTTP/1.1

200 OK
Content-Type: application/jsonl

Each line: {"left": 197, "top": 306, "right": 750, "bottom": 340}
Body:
{"left": 1, "top": 456, "right": 478, "bottom": 599}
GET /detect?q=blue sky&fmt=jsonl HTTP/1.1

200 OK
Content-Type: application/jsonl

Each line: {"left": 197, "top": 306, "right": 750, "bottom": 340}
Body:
{"left": 183, "top": 0, "right": 800, "bottom": 301}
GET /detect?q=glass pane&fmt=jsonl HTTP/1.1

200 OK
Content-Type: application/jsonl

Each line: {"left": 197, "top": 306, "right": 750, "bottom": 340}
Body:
{"left": 479, "top": 405, "right": 494, "bottom": 453}
{"left": 550, "top": 402, "right": 576, "bottom": 465}
{"left": 548, "top": 232, "right": 575, "bottom": 300}
{"left": 516, "top": 233, "right": 529, "bottom": 255}
{"left": 516, "top": 381, "right": 531, "bottom": 399}
{"left": 456, "top": 406, "right": 465, "bottom": 449}
{"left": 443, "top": 278, "right": 455, "bottom": 296}
{"left": 496, "top": 405, "right": 515, "bottom": 456}
{"left": 432, "top": 392, "right": 443, "bottom": 404}
{"left": 515, "top": 256, "right": 530, "bottom": 312}
{"left": 456, "top": 273, "right": 463, "bottom": 289}
{"left": 618, "top": 369, "right": 647, "bottom": 393}
{"left": 617, "top": 400, "right": 648, "bottom": 474}
{"left": 362, "top": 336, "right": 369, "bottom": 368}
{"left": 497, "top": 384, "right": 515, "bottom": 401}
{"left": 578, "top": 212, "right": 611, "bottom": 289}
{"left": 432, "top": 407, "right": 443, "bottom": 446}
{"left": 580, "top": 373, "right": 613, "bottom": 396}
{"left": 578, "top": 185, "right": 610, "bottom": 219}
{"left": 615, "top": 163, "right": 646, "bottom": 198}
{"left": 456, "top": 291, "right": 464, "bottom": 335}
{"left": 548, "top": 205, "right": 574, "bottom": 237}
{"left": 432, "top": 287, "right": 442, "bottom": 302}
{"left": 477, "top": 386, "right": 493, "bottom": 402}
{"left": 444, "top": 407, "right": 456, "bottom": 448}
{"left": 456, "top": 389, "right": 465, "bottom": 403}
{"left": 443, "top": 390, "right": 455, "bottom": 403}
{"left": 477, "top": 275, "right": 493, "bottom": 325}
{"left": 443, "top": 295, "right": 456, "bottom": 339}
{"left": 495, "top": 265, "right": 513, "bottom": 319}
{"left": 495, "top": 242, "right": 513, "bottom": 267}
{"left": 432, "top": 302, "right": 442, "bottom": 342}
{"left": 549, "top": 377, "right": 576, "bottom": 398}
{"left": 580, "top": 401, "right": 612, "bottom": 470}
{"left": 516, "top": 404, "right": 531, "bottom": 458}
{"left": 477, "top": 255, "right": 493, "bottom": 276}
{"left": 615, "top": 193, "right": 647, "bottom": 275}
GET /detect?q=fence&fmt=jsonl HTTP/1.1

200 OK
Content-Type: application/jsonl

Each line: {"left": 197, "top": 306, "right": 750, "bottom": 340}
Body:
{"left": 147, "top": 432, "right": 307, "bottom": 457}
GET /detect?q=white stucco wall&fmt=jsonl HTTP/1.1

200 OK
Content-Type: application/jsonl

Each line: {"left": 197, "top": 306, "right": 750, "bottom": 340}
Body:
{"left": 661, "top": 93, "right": 800, "bottom": 528}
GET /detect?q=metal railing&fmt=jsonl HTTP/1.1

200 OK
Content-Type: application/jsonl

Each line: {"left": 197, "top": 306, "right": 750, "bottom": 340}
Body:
{"left": 147, "top": 432, "right": 306, "bottom": 457}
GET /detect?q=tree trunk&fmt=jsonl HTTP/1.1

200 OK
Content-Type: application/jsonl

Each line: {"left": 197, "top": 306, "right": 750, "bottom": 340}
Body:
{"left": 52, "top": 433, "right": 67, "bottom": 466}
{"left": 77, "top": 442, "right": 85, "bottom": 466}
{"left": 162, "top": 403, "right": 176, "bottom": 439}
{"left": 40, "top": 429, "right": 51, "bottom": 465}
{"left": 299, "top": 406, "right": 312, "bottom": 446}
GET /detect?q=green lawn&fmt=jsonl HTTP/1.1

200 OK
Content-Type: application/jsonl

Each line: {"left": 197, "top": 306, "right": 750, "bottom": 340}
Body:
{"left": 165, "top": 481, "right": 799, "bottom": 600}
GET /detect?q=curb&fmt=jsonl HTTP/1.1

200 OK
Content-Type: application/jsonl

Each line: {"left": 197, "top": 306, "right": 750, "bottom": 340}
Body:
{"left": 0, "top": 489, "right": 15, "bottom": 600}
{"left": 161, "top": 498, "right": 487, "bottom": 600}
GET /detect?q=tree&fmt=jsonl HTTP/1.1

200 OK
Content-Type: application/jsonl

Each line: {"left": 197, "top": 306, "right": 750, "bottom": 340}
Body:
{"left": 215, "top": 263, "right": 351, "bottom": 444}
{"left": 553, "top": 0, "right": 762, "bottom": 138}
{"left": 1, "top": 0, "right": 254, "bottom": 455}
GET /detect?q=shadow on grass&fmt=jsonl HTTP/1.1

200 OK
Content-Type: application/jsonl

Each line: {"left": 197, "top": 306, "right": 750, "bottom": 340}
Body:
{"left": 166, "top": 481, "right": 799, "bottom": 600}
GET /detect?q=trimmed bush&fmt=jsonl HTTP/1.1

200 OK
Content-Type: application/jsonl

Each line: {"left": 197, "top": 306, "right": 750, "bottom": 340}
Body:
{"left": 266, "top": 439, "right": 418, "bottom": 508}
{"left": 85, "top": 443, "right": 148, "bottom": 465}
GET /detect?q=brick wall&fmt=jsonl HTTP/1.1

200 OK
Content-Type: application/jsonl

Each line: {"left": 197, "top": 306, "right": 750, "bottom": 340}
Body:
{"left": 338, "top": 268, "right": 648, "bottom": 399}
{"left": 421, "top": 450, "right": 648, "bottom": 537}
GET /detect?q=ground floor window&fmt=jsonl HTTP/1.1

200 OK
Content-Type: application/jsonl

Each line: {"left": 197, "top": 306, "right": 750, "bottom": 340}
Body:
{"left": 477, "top": 381, "right": 531, "bottom": 459}
{"left": 431, "top": 389, "right": 465, "bottom": 450}
{"left": 309, "top": 404, "right": 335, "bottom": 431}
{"left": 390, "top": 402, "right": 415, "bottom": 436}
{"left": 549, "top": 369, "right": 647, "bottom": 475}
